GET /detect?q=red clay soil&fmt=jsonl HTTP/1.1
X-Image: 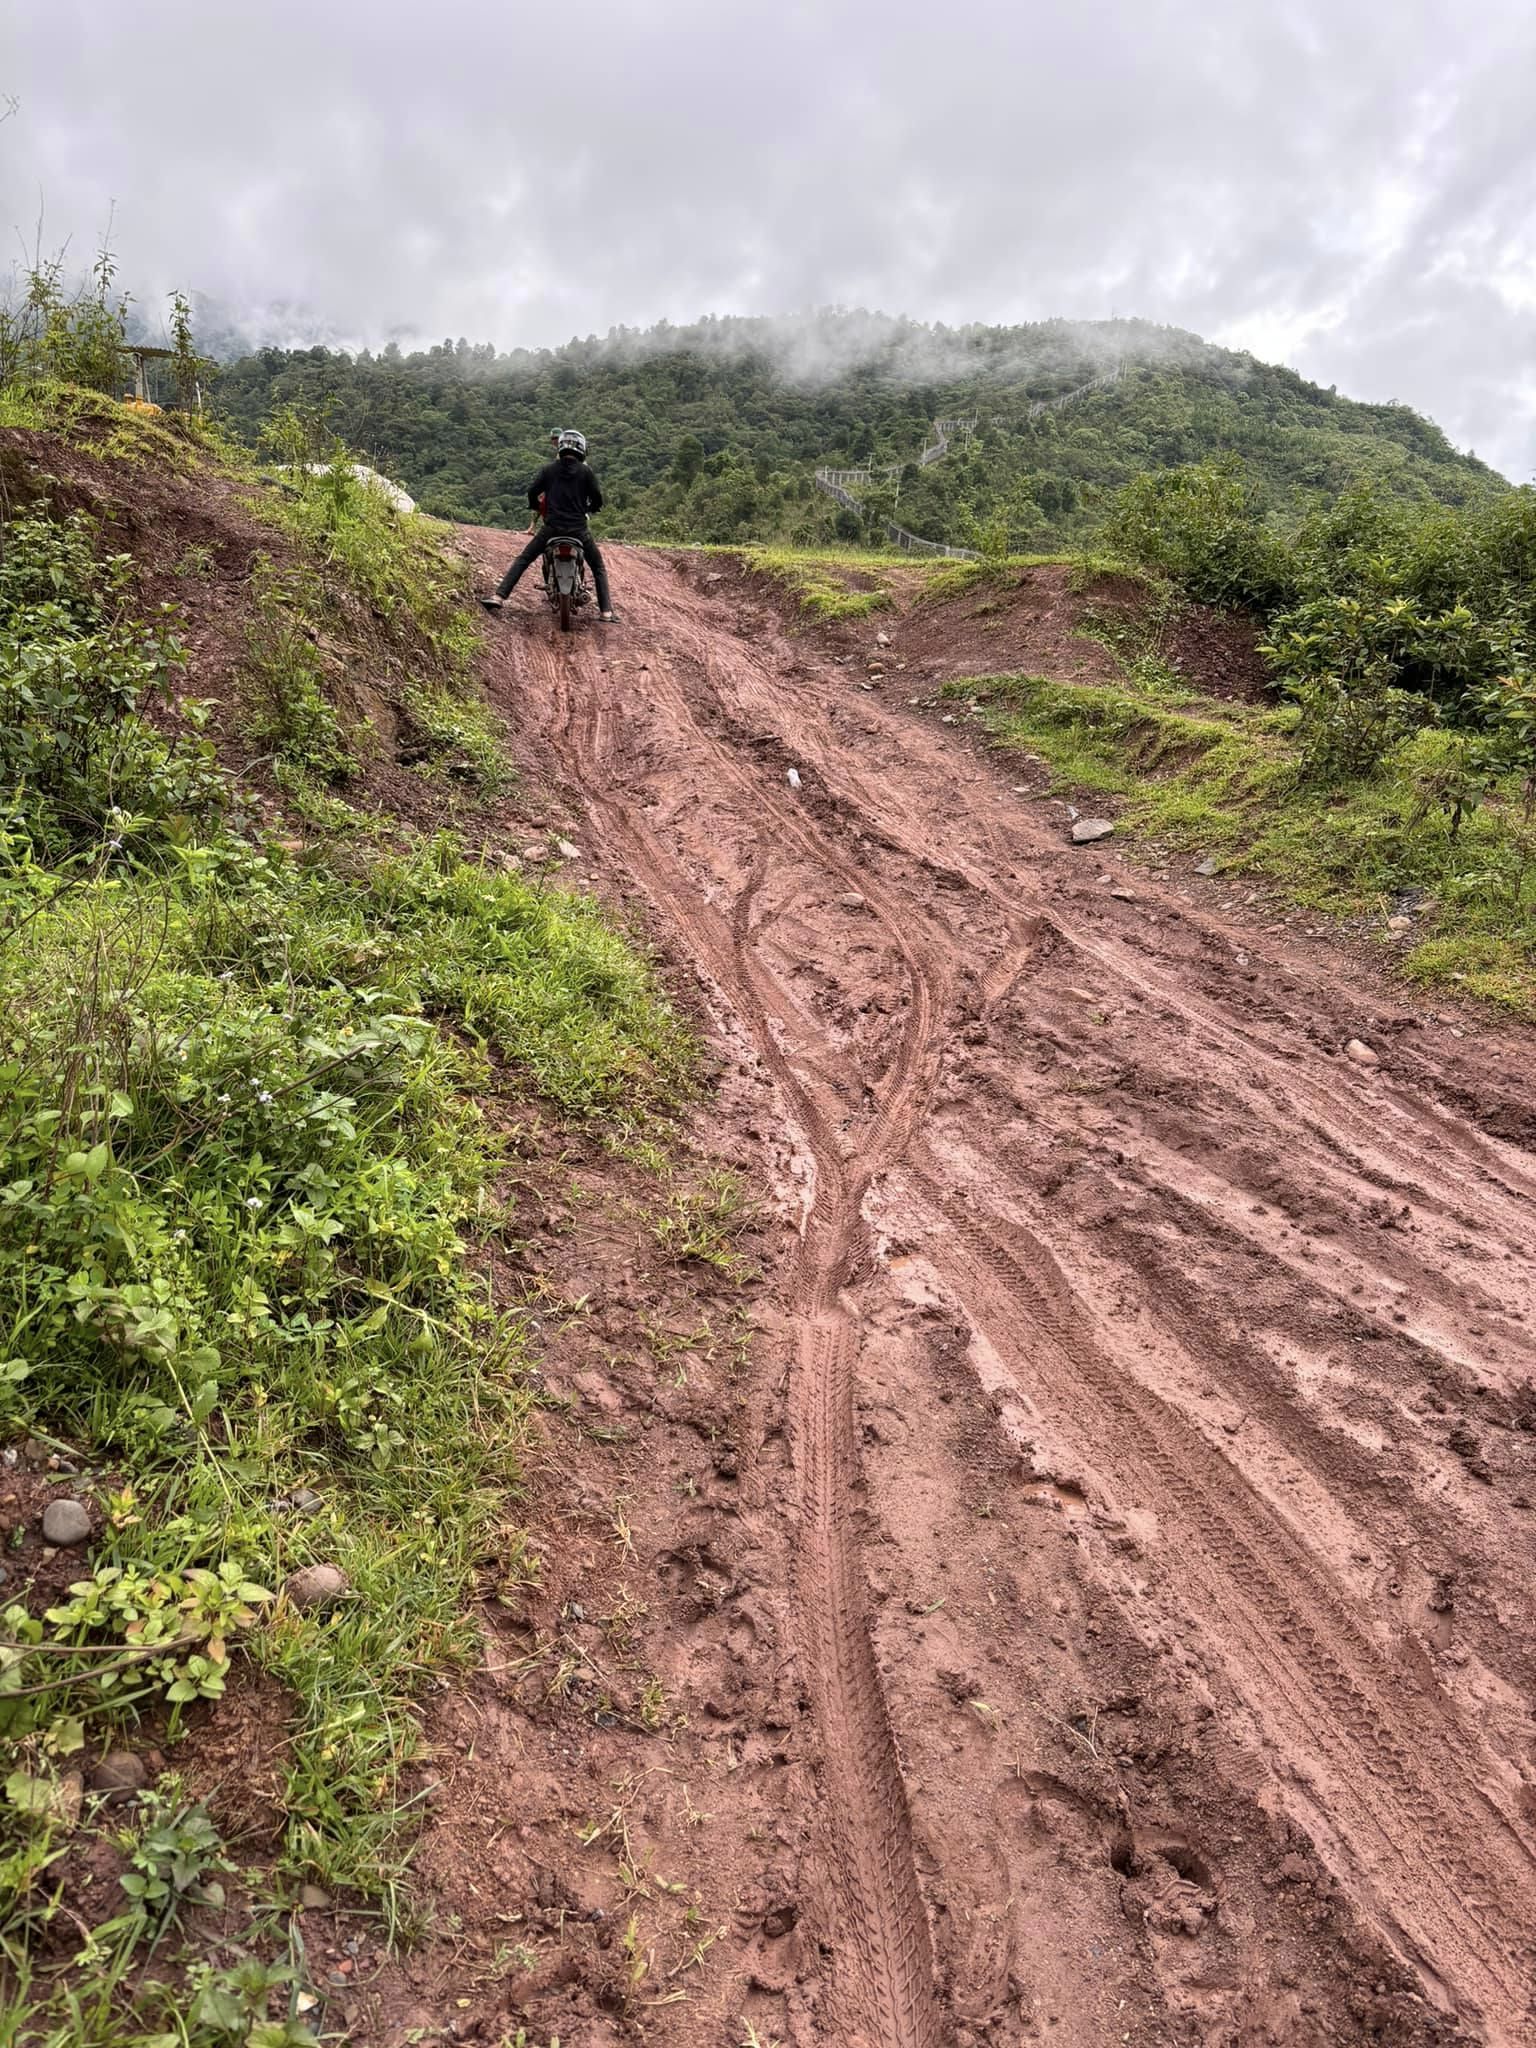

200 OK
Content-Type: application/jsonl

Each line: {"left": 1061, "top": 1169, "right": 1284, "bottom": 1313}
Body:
{"left": 343, "top": 537, "right": 1536, "bottom": 2048}
{"left": 709, "top": 556, "right": 1272, "bottom": 701}
{"left": 876, "top": 564, "right": 1129, "bottom": 689}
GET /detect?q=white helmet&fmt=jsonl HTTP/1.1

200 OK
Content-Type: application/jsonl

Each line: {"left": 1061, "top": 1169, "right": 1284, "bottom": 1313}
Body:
{"left": 557, "top": 429, "right": 587, "bottom": 458}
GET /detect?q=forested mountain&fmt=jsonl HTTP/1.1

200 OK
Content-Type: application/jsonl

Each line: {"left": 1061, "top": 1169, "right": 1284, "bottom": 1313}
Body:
{"left": 212, "top": 312, "right": 1502, "bottom": 551}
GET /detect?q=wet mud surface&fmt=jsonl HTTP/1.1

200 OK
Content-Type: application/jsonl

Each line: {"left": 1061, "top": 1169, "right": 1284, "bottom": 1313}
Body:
{"left": 398, "top": 537, "right": 1536, "bottom": 2048}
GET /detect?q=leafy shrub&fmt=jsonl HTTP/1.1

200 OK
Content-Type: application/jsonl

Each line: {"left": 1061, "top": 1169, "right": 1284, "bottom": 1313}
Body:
{"left": 1099, "top": 459, "right": 1297, "bottom": 609}
{"left": 0, "top": 252, "right": 130, "bottom": 398}
{"left": 241, "top": 558, "right": 356, "bottom": 783}
{"left": 0, "top": 495, "right": 688, "bottom": 1936}
{"left": 1287, "top": 666, "right": 1427, "bottom": 784}
{"left": 0, "top": 511, "right": 224, "bottom": 856}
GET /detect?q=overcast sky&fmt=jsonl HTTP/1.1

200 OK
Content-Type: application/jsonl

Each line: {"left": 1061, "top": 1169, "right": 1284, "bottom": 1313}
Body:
{"left": 7, "top": 0, "right": 1535, "bottom": 477}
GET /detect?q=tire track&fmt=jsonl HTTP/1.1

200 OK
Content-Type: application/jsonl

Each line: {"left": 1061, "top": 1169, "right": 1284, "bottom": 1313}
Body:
{"left": 523, "top": 627, "right": 947, "bottom": 2048}
{"left": 469, "top": 538, "right": 1536, "bottom": 2044}
{"left": 903, "top": 1163, "right": 1536, "bottom": 2035}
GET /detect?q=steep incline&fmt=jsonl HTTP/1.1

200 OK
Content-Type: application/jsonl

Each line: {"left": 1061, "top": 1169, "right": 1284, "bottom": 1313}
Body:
{"left": 463, "top": 536, "right": 1536, "bottom": 2048}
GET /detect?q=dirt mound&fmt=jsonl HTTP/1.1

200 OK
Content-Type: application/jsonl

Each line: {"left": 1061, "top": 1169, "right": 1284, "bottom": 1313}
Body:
{"left": 705, "top": 549, "right": 1274, "bottom": 702}
{"left": 1162, "top": 592, "right": 1271, "bottom": 699}
{"left": 392, "top": 535, "right": 1536, "bottom": 2048}
{"left": 891, "top": 563, "right": 1128, "bottom": 689}
{"left": 0, "top": 425, "right": 507, "bottom": 831}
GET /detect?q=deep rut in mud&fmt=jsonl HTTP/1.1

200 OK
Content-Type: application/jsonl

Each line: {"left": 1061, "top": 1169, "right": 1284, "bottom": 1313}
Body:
{"left": 467, "top": 538, "right": 1536, "bottom": 2048}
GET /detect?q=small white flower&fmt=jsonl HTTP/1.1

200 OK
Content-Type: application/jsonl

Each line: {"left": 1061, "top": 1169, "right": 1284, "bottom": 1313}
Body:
{"left": 245, "top": 1195, "right": 263, "bottom": 1211}
{"left": 257, "top": 1090, "right": 274, "bottom": 1105}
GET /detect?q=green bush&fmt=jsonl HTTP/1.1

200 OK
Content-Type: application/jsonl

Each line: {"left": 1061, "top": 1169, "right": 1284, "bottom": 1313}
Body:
{"left": 0, "top": 253, "right": 130, "bottom": 398}
{"left": 0, "top": 493, "right": 689, "bottom": 1954}
{"left": 1098, "top": 459, "right": 1297, "bottom": 609}
{"left": 0, "top": 510, "right": 225, "bottom": 858}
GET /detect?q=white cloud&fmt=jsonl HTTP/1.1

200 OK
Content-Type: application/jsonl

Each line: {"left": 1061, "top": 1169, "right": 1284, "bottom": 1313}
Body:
{"left": 5, "top": 0, "right": 1534, "bottom": 477}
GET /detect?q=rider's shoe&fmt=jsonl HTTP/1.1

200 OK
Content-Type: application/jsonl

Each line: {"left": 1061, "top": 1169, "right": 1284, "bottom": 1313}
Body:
{"left": 479, "top": 594, "right": 504, "bottom": 611}
{"left": 598, "top": 609, "right": 618, "bottom": 624}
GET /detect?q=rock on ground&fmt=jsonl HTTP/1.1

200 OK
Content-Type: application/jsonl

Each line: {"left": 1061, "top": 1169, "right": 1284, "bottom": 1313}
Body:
{"left": 41, "top": 1498, "right": 91, "bottom": 1546}
{"left": 285, "top": 1563, "right": 351, "bottom": 1611}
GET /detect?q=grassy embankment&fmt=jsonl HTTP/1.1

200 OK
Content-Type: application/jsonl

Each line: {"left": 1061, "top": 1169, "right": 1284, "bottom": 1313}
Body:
{"left": 948, "top": 552, "right": 1536, "bottom": 1013}
{"left": 0, "top": 387, "right": 689, "bottom": 2043}
{"left": 720, "top": 543, "right": 1068, "bottom": 621}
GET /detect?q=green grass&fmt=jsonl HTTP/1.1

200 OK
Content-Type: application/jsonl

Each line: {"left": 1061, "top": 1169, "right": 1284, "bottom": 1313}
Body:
{"left": 0, "top": 380, "right": 237, "bottom": 478}
{"left": 0, "top": 404, "right": 692, "bottom": 2039}
{"left": 911, "top": 553, "right": 1072, "bottom": 607}
{"left": 652, "top": 1168, "right": 753, "bottom": 1279}
{"left": 244, "top": 458, "right": 508, "bottom": 796}
{"left": 728, "top": 544, "right": 900, "bottom": 619}
{"left": 955, "top": 672, "right": 1536, "bottom": 1011}
{"left": 719, "top": 545, "right": 1074, "bottom": 621}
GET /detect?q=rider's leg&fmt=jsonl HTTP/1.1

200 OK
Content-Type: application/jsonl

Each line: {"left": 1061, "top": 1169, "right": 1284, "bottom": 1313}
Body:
{"left": 581, "top": 533, "right": 614, "bottom": 613}
{"left": 496, "top": 529, "right": 550, "bottom": 600}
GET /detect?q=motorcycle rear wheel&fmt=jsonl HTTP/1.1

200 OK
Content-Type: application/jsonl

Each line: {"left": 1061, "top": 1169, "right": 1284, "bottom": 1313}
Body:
{"left": 558, "top": 591, "right": 573, "bottom": 633}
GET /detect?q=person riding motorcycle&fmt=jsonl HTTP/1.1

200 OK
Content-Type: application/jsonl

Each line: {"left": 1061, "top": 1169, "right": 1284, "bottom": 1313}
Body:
{"left": 482, "top": 429, "right": 615, "bottom": 621}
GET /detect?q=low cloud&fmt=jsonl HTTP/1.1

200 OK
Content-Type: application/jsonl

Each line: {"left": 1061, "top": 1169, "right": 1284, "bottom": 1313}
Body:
{"left": 6, "top": 0, "right": 1534, "bottom": 477}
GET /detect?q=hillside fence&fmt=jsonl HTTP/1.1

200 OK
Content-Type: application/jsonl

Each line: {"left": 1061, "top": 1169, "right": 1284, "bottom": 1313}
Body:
{"left": 810, "top": 368, "right": 1120, "bottom": 558}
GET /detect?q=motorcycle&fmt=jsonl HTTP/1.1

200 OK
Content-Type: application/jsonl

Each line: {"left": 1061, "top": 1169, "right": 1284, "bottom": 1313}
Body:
{"left": 541, "top": 533, "right": 591, "bottom": 633}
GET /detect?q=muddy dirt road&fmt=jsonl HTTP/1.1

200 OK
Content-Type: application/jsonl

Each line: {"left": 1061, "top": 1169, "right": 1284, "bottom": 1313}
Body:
{"left": 465, "top": 537, "right": 1536, "bottom": 2048}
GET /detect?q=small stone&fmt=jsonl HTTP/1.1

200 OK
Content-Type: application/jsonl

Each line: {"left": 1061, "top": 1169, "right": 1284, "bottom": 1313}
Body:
{"left": 284, "top": 1564, "right": 351, "bottom": 1611}
{"left": 278, "top": 1486, "right": 324, "bottom": 1517}
{"left": 941, "top": 714, "right": 957, "bottom": 724}
{"left": 1345, "top": 1039, "right": 1379, "bottom": 1067}
{"left": 786, "top": 768, "right": 802, "bottom": 789}
{"left": 520, "top": 842, "right": 547, "bottom": 862}
{"left": 838, "top": 893, "right": 867, "bottom": 912}
{"left": 556, "top": 838, "right": 582, "bottom": 860}
{"left": 298, "top": 1883, "right": 332, "bottom": 1910}
{"left": 40, "top": 1499, "right": 91, "bottom": 1547}
{"left": 90, "top": 1751, "right": 147, "bottom": 1803}
{"left": 1195, "top": 858, "right": 1219, "bottom": 877}
{"left": 1109, "top": 887, "right": 1136, "bottom": 902}
{"left": 1071, "top": 819, "right": 1116, "bottom": 845}
{"left": 876, "top": 631, "right": 891, "bottom": 647}
{"left": 1387, "top": 915, "right": 1413, "bottom": 932}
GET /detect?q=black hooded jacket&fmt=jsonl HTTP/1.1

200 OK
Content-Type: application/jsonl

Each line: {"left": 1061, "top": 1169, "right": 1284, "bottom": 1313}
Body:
{"left": 528, "top": 455, "right": 604, "bottom": 533}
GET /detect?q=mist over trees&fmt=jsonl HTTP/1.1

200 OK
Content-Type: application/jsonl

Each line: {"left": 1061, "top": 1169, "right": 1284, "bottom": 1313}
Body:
{"left": 212, "top": 313, "right": 1501, "bottom": 551}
